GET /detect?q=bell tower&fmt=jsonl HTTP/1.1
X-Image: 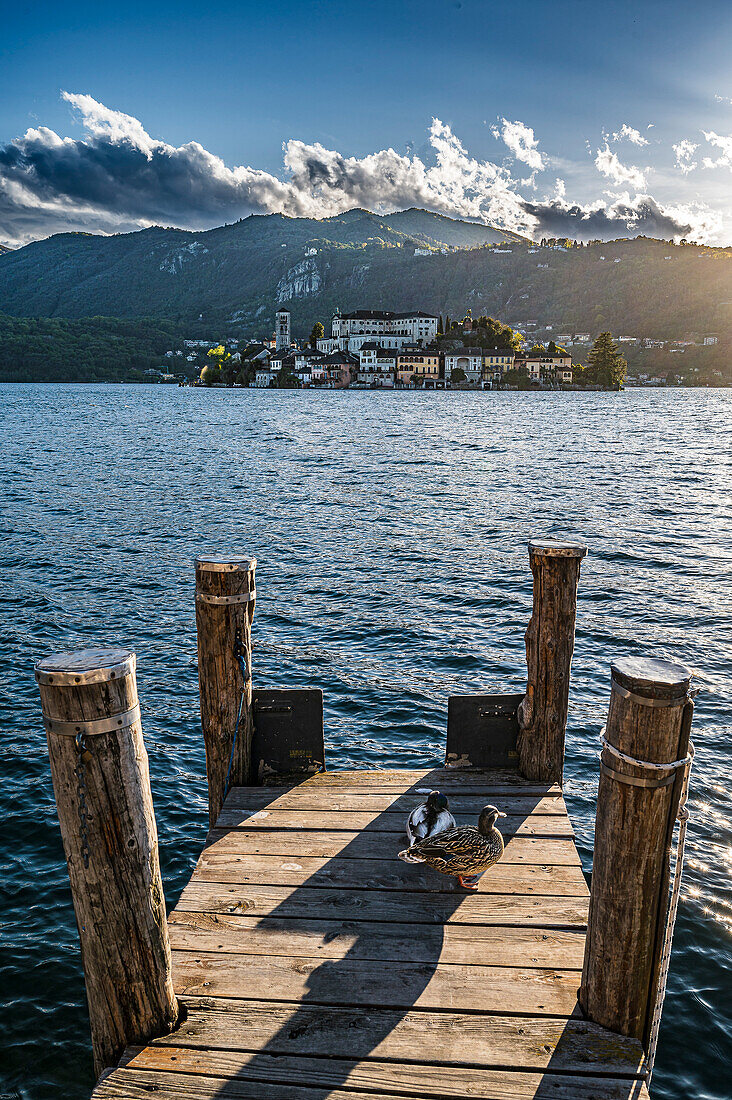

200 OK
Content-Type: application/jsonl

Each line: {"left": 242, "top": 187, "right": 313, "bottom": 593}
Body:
{"left": 276, "top": 308, "right": 291, "bottom": 350}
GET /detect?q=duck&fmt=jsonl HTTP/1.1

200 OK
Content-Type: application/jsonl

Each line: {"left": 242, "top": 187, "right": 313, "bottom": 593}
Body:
{"left": 398, "top": 805, "right": 507, "bottom": 890}
{"left": 405, "top": 790, "right": 456, "bottom": 846}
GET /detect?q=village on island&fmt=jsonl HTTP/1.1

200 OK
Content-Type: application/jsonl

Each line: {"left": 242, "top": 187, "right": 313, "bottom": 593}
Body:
{"left": 183, "top": 307, "right": 635, "bottom": 390}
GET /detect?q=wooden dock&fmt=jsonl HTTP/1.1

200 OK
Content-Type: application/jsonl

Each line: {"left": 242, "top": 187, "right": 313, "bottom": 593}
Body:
{"left": 38, "top": 547, "right": 695, "bottom": 1096}
{"left": 92, "top": 767, "right": 649, "bottom": 1100}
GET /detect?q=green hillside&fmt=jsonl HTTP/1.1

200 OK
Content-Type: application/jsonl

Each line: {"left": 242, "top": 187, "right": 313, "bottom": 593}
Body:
{"left": 0, "top": 209, "right": 730, "bottom": 345}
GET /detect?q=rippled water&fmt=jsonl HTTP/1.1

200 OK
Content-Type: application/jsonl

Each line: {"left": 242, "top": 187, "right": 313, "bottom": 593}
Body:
{"left": 1, "top": 383, "right": 730, "bottom": 1100}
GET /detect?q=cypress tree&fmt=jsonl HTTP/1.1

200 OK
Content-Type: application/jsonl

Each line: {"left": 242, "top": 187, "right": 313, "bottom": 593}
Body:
{"left": 586, "top": 332, "right": 627, "bottom": 389}
{"left": 438, "top": 315, "right": 444, "bottom": 335}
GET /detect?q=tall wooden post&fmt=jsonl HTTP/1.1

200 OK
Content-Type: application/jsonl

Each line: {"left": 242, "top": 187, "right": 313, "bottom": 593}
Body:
{"left": 580, "top": 656, "right": 694, "bottom": 1045}
{"left": 516, "top": 538, "right": 587, "bottom": 783}
{"left": 35, "top": 647, "right": 178, "bottom": 1079}
{"left": 195, "top": 555, "right": 256, "bottom": 825}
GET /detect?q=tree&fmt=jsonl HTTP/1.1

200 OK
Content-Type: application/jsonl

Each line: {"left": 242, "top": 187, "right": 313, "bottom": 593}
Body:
{"left": 445, "top": 315, "right": 451, "bottom": 333}
{"left": 310, "top": 322, "right": 324, "bottom": 348}
{"left": 200, "top": 364, "right": 220, "bottom": 386}
{"left": 585, "top": 332, "right": 627, "bottom": 389}
{"left": 437, "top": 315, "right": 444, "bottom": 335}
{"left": 450, "top": 367, "right": 467, "bottom": 383}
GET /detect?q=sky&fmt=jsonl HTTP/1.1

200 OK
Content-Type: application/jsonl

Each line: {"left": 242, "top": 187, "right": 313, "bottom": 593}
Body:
{"left": 1, "top": 0, "right": 732, "bottom": 248}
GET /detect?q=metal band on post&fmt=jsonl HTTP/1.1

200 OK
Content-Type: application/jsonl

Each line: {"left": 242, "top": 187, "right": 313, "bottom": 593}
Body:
{"left": 196, "top": 590, "right": 257, "bottom": 606}
{"left": 43, "top": 703, "right": 142, "bottom": 737}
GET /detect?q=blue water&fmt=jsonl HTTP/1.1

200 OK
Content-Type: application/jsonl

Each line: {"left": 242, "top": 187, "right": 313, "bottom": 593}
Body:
{"left": 0, "top": 384, "right": 730, "bottom": 1100}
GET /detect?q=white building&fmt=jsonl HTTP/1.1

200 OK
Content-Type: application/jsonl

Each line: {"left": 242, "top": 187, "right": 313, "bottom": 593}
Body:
{"left": 331, "top": 309, "right": 438, "bottom": 350}
{"left": 444, "top": 348, "right": 483, "bottom": 384}
{"left": 358, "top": 343, "right": 397, "bottom": 386}
{"left": 275, "top": 309, "right": 291, "bottom": 350}
{"left": 254, "top": 368, "right": 274, "bottom": 388}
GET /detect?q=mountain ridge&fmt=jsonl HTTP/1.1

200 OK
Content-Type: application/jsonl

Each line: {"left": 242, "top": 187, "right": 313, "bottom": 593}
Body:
{"left": 0, "top": 208, "right": 730, "bottom": 340}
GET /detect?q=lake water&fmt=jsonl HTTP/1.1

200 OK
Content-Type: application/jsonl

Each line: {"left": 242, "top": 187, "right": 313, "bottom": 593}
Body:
{"left": 1, "top": 383, "right": 730, "bottom": 1100}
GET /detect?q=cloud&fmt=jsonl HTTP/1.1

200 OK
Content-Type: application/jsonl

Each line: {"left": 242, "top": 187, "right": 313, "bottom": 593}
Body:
{"left": 491, "top": 118, "right": 545, "bottom": 170}
{"left": 714, "top": 94, "right": 732, "bottom": 105}
{"left": 610, "top": 124, "right": 649, "bottom": 147}
{"left": 701, "top": 129, "right": 732, "bottom": 170}
{"left": 594, "top": 144, "right": 647, "bottom": 189}
{"left": 0, "top": 93, "right": 722, "bottom": 247}
{"left": 521, "top": 191, "right": 720, "bottom": 243}
{"left": 673, "top": 139, "right": 698, "bottom": 174}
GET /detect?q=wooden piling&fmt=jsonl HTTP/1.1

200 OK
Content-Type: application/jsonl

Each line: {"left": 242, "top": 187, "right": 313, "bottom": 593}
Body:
{"left": 580, "top": 656, "right": 694, "bottom": 1045}
{"left": 516, "top": 539, "right": 587, "bottom": 783}
{"left": 195, "top": 555, "right": 256, "bottom": 824}
{"left": 35, "top": 647, "right": 178, "bottom": 1079}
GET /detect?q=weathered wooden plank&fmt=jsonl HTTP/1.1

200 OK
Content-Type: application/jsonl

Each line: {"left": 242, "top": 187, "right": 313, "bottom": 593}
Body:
{"left": 222, "top": 788, "right": 567, "bottom": 814}
{"left": 174, "top": 881, "right": 590, "bottom": 927}
{"left": 189, "top": 852, "right": 590, "bottom": 894}
{"left": 290, "top": 768, "right": 562, "bottom": 791}
{"left": 161, "top": 998, "right": 645, "bottom": 1076}
{"left": 128, "top": 1045, "right": 646, "bottom": 1092}
{"left": 171, "top": 950, "right": 582, "bottom": 1015}
{"left": 167, "top": 912, "right": 586, "bottom": 968}
{"left": 94, "top": 1065, "right": 650, "bottom": 1100}
{"left": 216, "top": 808, "right": 575, "bottom": 836}
{"left": 201, "top": 828, "right": 583, "bottom": 865}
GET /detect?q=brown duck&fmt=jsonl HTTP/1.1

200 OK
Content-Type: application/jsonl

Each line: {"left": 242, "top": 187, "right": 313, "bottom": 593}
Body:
{"left": 398, "top": 805, "right": 507, "bottom": 890}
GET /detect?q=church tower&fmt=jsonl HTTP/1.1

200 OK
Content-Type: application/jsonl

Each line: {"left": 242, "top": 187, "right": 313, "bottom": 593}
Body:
{"left": 276, "top": 308, "right": 291, "bottom": 350}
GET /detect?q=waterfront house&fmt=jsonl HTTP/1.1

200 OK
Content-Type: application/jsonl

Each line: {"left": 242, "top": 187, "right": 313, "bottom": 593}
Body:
{"left": 481, "top": 348, "right": 515, "bottom": 383}
{"left": 395, "top": 348, "right": 440, "bottom": 386}
{"left": 517, "top": 354, "right": 573, "bottom": 382}
{"left": 254, "top": 367, "right": 274, "bottom": 388}
{"left": 444, "top": 348, "right": 483, "bottom": 385}
{"left": 358, "top": 343, "right": 397, "bottom": 386}
{"left": 322, "top": 350, "right": 359, "bottom": 388}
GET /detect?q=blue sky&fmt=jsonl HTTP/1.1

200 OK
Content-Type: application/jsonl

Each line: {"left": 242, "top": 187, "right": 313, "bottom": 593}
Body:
{"left": 1, "top": 0, "right": 731, "bottom": 246}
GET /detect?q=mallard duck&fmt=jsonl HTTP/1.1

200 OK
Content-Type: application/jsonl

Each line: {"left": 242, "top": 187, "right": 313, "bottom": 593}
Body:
{"left": 398, "top": 805, "right": 507, "bottom": 890}
{"left": 405, "top": 790, "right": 456, "bottom": 846}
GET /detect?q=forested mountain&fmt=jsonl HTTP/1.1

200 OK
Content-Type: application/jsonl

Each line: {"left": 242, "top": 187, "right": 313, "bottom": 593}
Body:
{"left": 0, "top": 208, "right": 730, "bottom": 343}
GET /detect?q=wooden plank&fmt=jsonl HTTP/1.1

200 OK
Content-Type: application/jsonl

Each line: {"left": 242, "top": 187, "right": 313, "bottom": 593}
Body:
{"left": 189, "top": 852, "right": 590, "bottom": 894}
{"left": 167, "top": 912, "right": 587, "bottom": 968}
{"left": 161, "top": 998, "right": 645, "bottom": 1076}
{"left": 174, "top": 881, "right": 590, "bottom": 927}
{"left": 94, "top": 1065, "right": 650, "bottom": 1100}
{"left": 216, "top": 808, "right": 575, "bottom": 836}
{"left": 290, "top": 768, "right": 562, "bottom": 790}
{"left": 129, "top": 1045, "right": 646, "bottom": 1092}
{"left": 201, "top": 828, "right": 582, "bottom": 865}
{"left": 171, "top": 950, "right": 582, "bottom": 1015}
{"left": 223, "top": 788, "right": 567, "bottom": 814}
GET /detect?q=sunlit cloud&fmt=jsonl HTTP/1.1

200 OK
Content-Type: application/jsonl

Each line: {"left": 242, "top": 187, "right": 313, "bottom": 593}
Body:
{"left": 702, "top": 130, "right": 732, "bottom": 170}
{"left": 610, "top": 124, "right": 650, "bottom": 147}
{"left": 673, "top": 139, "right": 699, "bottom": 174}
{"left": 491, "top": 118, "right": 545, "bottom": 170}
{"left": 595, "top": 144, "right": 647, "bottom": 189}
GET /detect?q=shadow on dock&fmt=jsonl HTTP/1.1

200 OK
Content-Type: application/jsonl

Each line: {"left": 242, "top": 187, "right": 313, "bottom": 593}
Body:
{"left": 122, "top": 769, "right": 647, "bottom": 1100}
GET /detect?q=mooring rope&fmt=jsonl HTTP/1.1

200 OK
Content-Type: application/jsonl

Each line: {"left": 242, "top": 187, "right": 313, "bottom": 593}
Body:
{"left": 598, "top": 732, "right": 695, "bottom": 1084}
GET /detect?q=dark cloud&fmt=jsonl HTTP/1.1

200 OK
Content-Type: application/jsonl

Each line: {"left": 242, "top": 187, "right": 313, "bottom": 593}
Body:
{"left": 523, "top": 194, "right": 695, "bottom": 241}
{"left": 0, "top": 92, "right": 720, "bottom": 247}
